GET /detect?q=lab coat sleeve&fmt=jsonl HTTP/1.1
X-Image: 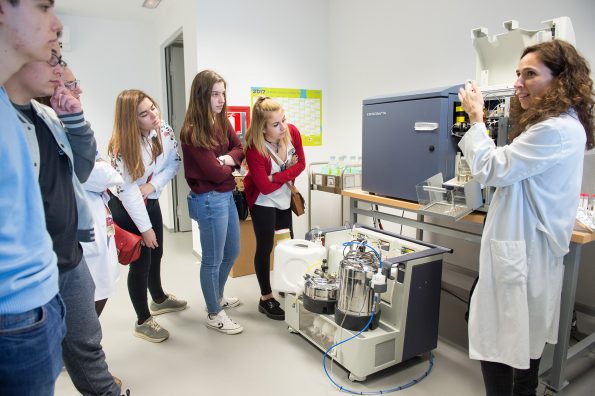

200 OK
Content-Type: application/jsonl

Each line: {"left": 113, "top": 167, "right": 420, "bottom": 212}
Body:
{"left": 83, "top": 160, "right": 124, "bottom": 193}
{"left": 148, "top": 122, "right": 181, "bottom": 195}
{"left": 458, "top": 120, "right": 563, "bottom": 187}
{"left": 109, "top": 153, "right": 152, "bottom": 233}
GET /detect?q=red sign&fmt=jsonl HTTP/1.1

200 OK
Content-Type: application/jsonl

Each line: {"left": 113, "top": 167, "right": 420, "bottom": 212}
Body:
{"left": 227, "top": 106, "right": 250, "bottom": 135}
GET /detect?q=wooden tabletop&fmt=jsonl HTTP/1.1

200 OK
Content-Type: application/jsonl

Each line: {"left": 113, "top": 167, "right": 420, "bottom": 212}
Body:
{"left": 342, "top": 189, "right": 595, "bottom": 245}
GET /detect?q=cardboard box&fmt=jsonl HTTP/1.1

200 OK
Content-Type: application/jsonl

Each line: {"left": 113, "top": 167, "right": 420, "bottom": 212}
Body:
{"left": 230, "top": 219, "right": 283, "bottom": 278}
{"left": 231, "top": 219, "right": 257, "bottom": 278}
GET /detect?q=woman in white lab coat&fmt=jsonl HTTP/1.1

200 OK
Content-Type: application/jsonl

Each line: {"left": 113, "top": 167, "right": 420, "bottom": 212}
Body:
{"left": 81, "top": 156, "right": 123, "bottom": 316}
{"left": 458, "top": 40, "right": 594, "bottom": 396}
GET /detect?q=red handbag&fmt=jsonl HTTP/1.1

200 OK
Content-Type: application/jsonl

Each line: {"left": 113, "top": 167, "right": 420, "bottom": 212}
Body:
{"left": 113, "top": 223, "right": 142, "bottom": 265}
{"left": 107, "top": 172, "right": 152, "bottom": 265}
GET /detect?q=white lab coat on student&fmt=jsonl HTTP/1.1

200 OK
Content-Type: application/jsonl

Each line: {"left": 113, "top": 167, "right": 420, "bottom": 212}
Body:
{"left": 81, "top": 160, "right": 123, "bottom": 301}
{"left": 459, "top": 110, "right": 586, "bottom": 369}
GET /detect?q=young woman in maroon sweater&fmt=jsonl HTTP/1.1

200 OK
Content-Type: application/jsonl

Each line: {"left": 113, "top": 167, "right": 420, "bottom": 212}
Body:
{"left": 181, "top": 70, "right": 245, "bottom": 334}
{"left": 243, "top": 97, "right": 306, "bottom": 320}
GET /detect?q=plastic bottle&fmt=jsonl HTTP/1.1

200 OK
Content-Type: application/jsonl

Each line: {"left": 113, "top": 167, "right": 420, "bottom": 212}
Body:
{"left": 328, "top": 156, "right": 337, "bottom": 175}
{"left": 579, "top": 193, "right": 589, "bottom": 210}
{"left": 337, "top": 155, "right": 347, "bottom": 175}
{"left": 348, "top": 155, "right": 357, "bottom": 174}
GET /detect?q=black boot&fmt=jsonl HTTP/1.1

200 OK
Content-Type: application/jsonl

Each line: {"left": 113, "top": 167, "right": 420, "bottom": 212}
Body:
{"left": 258, "top": 298, "right": 285, "bottom": 320}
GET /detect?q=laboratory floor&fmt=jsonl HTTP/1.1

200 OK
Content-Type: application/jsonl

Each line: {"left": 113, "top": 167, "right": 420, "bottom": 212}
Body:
{"left": 55, "top": 231, "right": 595, "bottom": 396}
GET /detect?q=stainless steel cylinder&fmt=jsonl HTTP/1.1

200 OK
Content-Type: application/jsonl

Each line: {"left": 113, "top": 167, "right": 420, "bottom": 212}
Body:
{"left": 336, "top": 255, "right": 378, "bottom": 317}
{"left": 304, "top": 276, "right": 339, "bottom": 301}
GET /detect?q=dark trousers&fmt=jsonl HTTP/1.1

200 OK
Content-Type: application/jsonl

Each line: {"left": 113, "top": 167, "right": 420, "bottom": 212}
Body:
{"left": 480, "top": 358, "right": 541, "bottom": 396}
{"left": 110, "top": 198, "right": 166, "bottom": 323}
{"left": 60, "top": 259, "right": 120, "bottom": 395}
{"left": 250, "top": 204, "right": 293, "bottom": 296}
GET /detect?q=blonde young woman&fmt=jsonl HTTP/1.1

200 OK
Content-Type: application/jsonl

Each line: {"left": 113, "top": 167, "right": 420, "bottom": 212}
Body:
{"left": 243, "top": 97, "right": 306, "bottom": 320}
{"left": 181, "top": 70, "right": 245, "bottom": 335}
{"left": 108, "top": 90, "right": 186, "bottom": 343}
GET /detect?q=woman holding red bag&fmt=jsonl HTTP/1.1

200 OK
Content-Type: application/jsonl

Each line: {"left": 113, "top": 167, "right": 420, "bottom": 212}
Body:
{"left": 108, "top": 89, "right": 186, "bottom": 343}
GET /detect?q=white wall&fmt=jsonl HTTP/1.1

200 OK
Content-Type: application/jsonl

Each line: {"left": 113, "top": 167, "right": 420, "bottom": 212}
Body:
{"left": 57, "top": 14, "right": 161, "bottom": 158}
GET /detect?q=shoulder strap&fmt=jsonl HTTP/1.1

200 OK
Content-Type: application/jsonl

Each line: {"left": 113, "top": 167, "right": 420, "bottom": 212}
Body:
{"left": 266, "top": 145, "right": 293, "bottom": 188}
{"left": 265, "top": 143, "right": 285, "bottom": 165}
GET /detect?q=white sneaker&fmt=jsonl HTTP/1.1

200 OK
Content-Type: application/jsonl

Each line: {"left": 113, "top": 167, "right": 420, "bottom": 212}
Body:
{"left": 204, "top": 296, "right": 241, "bottom": 312}
{"left": 206, "top": 311, "right": 243, "bottom": 335}
{"left": 221, "top": 296, "right": 240, "bottom": 309}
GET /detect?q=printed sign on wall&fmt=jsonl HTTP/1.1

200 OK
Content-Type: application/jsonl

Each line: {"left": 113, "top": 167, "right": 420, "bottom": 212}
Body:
{"left": 250, "top": 87, "right": 322, "bottom": 146}
{"left": 227, "top": 106, "right": 250, "bottom": 136}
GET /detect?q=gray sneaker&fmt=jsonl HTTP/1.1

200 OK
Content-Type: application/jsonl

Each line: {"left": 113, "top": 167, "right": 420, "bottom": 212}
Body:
{"left": 150, "top": 294, "right": 188, "bottom": 315}
{"left": 134, "top": 317, "right": 169, "bottom": 343}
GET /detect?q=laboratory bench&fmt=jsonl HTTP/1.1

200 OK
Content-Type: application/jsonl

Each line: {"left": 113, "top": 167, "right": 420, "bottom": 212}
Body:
{"left": 342, "top": 188, "right": 595, "bottom": 393}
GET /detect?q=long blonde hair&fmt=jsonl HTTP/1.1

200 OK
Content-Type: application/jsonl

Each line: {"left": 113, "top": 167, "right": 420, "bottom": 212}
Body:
{"left": 108, "top": 89, "right": 163, "bottom": 180}
{"left": 180, "top": 70, "right": 228, "bottom": 149}
{"left": 244, "top": 97, "right": 290, "bottom": 157}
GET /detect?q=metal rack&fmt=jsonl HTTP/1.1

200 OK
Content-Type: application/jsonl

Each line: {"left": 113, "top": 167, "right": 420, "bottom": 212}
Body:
{"left": 307, "top": 161, "right": 361, "bottom": 230}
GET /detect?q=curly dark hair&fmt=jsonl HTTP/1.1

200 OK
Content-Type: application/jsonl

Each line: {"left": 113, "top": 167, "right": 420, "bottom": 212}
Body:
{"left": 509, "top": 40, "right": 594, "bottom": 150}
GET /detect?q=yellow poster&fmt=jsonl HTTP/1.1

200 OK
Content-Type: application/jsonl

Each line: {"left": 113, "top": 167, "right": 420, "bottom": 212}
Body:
{"left": 250, "top": 87, "right": 322, "bottom": 146}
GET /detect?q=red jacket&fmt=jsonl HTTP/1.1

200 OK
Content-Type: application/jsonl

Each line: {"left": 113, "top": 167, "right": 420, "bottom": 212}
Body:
{"left": 244, "top": 123, "right": 306, "bottom": 208}
{"left": 182, "top": 122, "right": 245, "bottom": 194}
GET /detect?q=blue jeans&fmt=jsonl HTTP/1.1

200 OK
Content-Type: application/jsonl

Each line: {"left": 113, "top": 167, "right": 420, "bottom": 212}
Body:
{"left": 188, "top": 190, "right": 240, "bottom": 314}
{"left": 0, "top": 294, "right": 66, "bottom": 396}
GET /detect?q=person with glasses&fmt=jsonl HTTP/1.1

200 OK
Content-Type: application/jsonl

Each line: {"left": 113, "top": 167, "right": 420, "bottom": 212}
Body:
{"left": 181, "top": 70, "right": 245, "bottom": 334}
{"left": 35, "top": 52, "right": 67, "bottom": 106}
{"left": 243, "top": 97, "right": 306, "bottom": 321}
{"left": 63, "top": 66, "right": 82, "bottom": 99}
{"left": 59, "top": 68, "right": 123, "bottom": 318}
{"left": 4, "top": 48, "right": 123, "bottom": 395}
{"left": 0, "top": 1, "right": 65, "bottom": 395}
{"left": 47, "top": 50, "right": 67, "bottom": 67}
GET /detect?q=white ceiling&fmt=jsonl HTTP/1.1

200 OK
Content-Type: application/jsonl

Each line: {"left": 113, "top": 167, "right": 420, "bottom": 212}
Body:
{"left": 55, "top": 0, "right": 163, "bottom": 21}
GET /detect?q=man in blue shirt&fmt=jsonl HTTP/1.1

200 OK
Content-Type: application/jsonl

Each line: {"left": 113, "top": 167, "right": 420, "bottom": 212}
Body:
{"left": 0, "top": 1, "right": 65, "bottom": 395}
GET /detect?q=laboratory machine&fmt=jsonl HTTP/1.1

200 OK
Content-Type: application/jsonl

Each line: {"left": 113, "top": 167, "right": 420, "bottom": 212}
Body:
{"left": 274, "top": 225, "right": 451, "bottom": 381}
{"left": 361, "top": 17, "right": 575, "bottom": 219}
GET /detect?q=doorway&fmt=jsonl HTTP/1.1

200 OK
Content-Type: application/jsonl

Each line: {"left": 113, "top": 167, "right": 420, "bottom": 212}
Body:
{"left": 164, "top": 33, "right": 192, "bottom": 232}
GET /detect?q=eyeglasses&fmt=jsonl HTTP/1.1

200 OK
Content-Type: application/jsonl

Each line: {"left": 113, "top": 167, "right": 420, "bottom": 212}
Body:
{"left": 65, "top": 80, "right": 80, "bottom": 91}
{"left": 47, "top": 53, "right": 67, "bottom": 68}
